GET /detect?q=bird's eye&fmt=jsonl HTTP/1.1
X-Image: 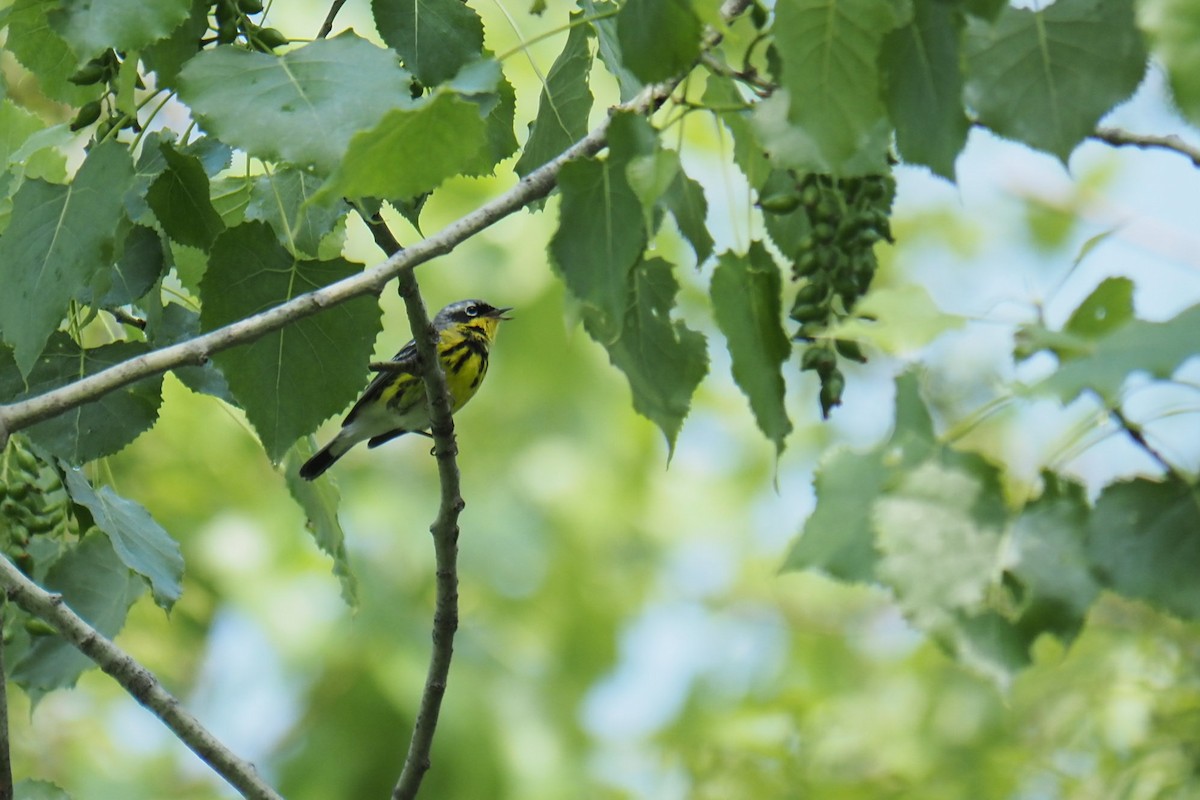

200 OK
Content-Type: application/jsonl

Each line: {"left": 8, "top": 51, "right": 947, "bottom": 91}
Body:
{"left": 465, "top": 304, "right": 479, "bottom": 317}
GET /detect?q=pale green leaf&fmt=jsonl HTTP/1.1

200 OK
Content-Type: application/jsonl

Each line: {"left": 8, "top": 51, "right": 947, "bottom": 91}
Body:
{"left": 1139, "top": 0, "right": 1200, "bottom": 126}
{"left": 246, "top": 168, "right": 347, "bottom": 258}
{"left": 6, "top": 0, "right": 99, "bottom": 105}
{"left": 14, "top": 779, "right": 72, "bottom": 800}
{"left": 284, "top": 438, "right": 359, "bottom": 605}
{"left": 824, "top": 283, "right": 965, "bottom": 353}
{"left": 514, "top": 16, "right": 593, "bottom": 178}
{"left": 49, "top": 0, "right": 191, "bottom": 60}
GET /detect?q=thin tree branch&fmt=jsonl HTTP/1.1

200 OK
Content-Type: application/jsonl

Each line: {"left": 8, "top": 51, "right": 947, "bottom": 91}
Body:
{"left": 1110, "top": 406, "right": 1181, "bottom": 480}
{"left": 1091, "top": 127, "right": 1200, "bottom": 167}
{"left": 316, "top": 0, "right": 349, "bottom": 40}
{"left": 0, "top": 556, "right": 284, "bottom": 800}
{"left": 0, "top": 603, "right": 12, "bottom": 800}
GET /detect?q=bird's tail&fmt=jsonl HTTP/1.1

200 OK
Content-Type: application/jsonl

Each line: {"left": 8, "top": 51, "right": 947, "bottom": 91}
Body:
{"left": 299, "top": 437, "right": 351, "bottom": 481}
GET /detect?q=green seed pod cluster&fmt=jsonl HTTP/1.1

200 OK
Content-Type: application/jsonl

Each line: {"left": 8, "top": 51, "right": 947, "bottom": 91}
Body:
{"left": 759, "top": 168, "right": 895, "bottom": 417}
{"left": 68, "top": 50, "right": 148, "bottom": 139}
{"left": 214, "top": 0, "right": 287, "bottom": 51}
{"left": 1, "top": 439, "right": 73, "bottom": 576}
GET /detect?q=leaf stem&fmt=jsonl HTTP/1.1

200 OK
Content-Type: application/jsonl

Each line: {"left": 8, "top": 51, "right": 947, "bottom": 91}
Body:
{"left": 0, "top": 555, "right": 284, "bottom": 800}
{"left": 1110, "top": 406, "right": 1182, "bottom": 481}
{"left": 316, "top": 0, "right": 349, "bottom": 40}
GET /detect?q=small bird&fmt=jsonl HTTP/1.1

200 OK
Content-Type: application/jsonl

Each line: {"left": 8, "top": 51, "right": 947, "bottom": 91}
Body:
{"left": 299, "top": 299, "right": 512, "bottom": 480}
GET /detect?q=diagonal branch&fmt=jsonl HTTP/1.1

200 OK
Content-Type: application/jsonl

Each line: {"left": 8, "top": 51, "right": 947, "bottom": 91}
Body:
{"left": 0, "top": 555, "right": 284, "bottom": 800}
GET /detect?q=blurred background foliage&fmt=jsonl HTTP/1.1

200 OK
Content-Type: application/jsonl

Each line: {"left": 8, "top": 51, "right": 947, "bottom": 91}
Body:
{"left": 5, "top": 0, "right": 1200, "bottom": 798}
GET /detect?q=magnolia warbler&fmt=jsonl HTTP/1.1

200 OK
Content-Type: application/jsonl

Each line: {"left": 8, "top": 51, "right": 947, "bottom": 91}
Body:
{"left": 299, "top": 299, "right": 512, "bottom": 480}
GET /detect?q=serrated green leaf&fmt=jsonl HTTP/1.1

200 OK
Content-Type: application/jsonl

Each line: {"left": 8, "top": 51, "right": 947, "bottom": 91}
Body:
{"left": 626, "top": 148, "right": 680, "bottom": 234}
{"left": 964, "top": 0, "right": 1147, "bottom": 162}
{"left": 881, "top": 0, "right": 969, "bottom": 180}
{"left": 711, "top": 245, "right": 792, "bottom": 452}
{"left": 783, "top": 448, "right": 884, "bottom": 580}
{"left": 284, "top": 438, "right": 358, "bottom": 605}
{"left": 662, "top": 166, "right": 713, "bottom": 264}
{"left": 583, "top": 0, "right": 644, "bottom": 101}
{"left": 825, "top": 283, "right": 965, "bottom": 353}
{"left": 615, "top": 0, "right": 702, "bottom": 84}
{"left": 6, "top": 0, "right": 99, "bottom": 105}
{"left": 514, "top": 16, "right": 593, "bottom": 178}
{"left": 0, "top": 140, "right": 134, "bottom": 375}
{"left": 142, "top": 0, "right": 208, "bottom": 88}
{"left": 146, "top": 140, "right": 225, "bottom": 250}
{"left": 1140, "top": 0, "right": 1200, "bottom": 126}
{"left": 98, "top": 224, "right": 165, "bottom": 307}
{"left": 548, "top": 113, "right": 648, "bottom": 342}
{"left": 209, "top": 175, "right": 254, "bottom": 228}
{"left": 319, "top": 90, "right": 486, "bottom": 202}
{"left": 754, "top": 0, "right": 900, "bottom": 175}
{"left": 177, "top": 34, "right": 415, "bottom": 176}
{"left": 61, "top": 467, "right": 183, "bottom": 609}
{"left": 1036, "top": 304, "right": 1200, "bottom": 404}
{"left": 246, "top": 168, "right": 347, "bottom": 258}
{"left": 14, "top": 778, "right": 72, "bottom": 800}
{"left": 587, "top": 257, "right": 708, "bottom": 454}
{"left": 1087, "top": 477, "right": 1200, "bottom": 618}
{"left": 199, "top": 222, "right": 382, "bottom": 462}
{"left": 372, "top": 0, "right": 485, "bottom": 87}
{"left": 0, "top": 335, "right": 163, "bottom": 464}
{"left": 49, "top": 0, "right": 190, "bottom": 61}
{"left": 11, "top": 532, "right": 144, "bottom": 698}
{"left": 476, "top": 70, "right": 519, "bottom": 174}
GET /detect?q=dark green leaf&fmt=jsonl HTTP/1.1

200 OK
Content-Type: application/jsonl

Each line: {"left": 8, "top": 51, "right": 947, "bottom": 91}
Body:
{"left": 61, "top": 467, "right": 183, "bottom": 609}
{"left": 372, "top": 0, "right": 485, "bottom": 87}
{"left": 146, "top": 140, "right": 225, "bottom": 250}
{"left": 711, "top": 245, "right": 792, "bottom": 451}
{"left": 49, "top": 0, "right": 191, "bottom": 60}
{"left": 182, "top": 136, "right": 234, "bottom": 177}
{"left": 177, "top": 34, "right": 415, "bottom": 175}
{"left": 142, "top": 0, "right": 209, "bottom": 88}
{"left": 881, "top": 0, "right": 969, "bottom": 180}
{"left": 0, "top": 335, "right": 163, "bottom": 464}
{"left": 1065, "top": 276, "right": 1135, "bottom": 339}
{"left": 0, "top": 140, "right": 135, "bottom": 375}
{"left": 548, "top": 113, "right": 647, "bottom": 342}
{"left": 783, "top": 448, "right": 884, "bottom": 581}
{"left": 754, "top": 0, "right": 899, "bottom": 175}
{"left": 1087, "top": 477, "right": 1200, "bottom": 619}
{"left": 476, "top": 71, "right": 519, "bottom": 174}
{"left": 246, "top": 168, "right": 347, "bottom": 258}
{"left": 583, "top": 0, "right": 643, "bottom": 101}
{"left": 587, "top": 257, "right": 708, "bottom": 455}
{"left": 99, "top": 224, "right": 165, "bottom": 307}
{"left": 6, "top": 0, "right": 98, "bottom": 105}
{"left": 319, "top": 90, "right": 486, "bottom": 202}
{"left": 615, "top": 0, "right": 702, "bottom": 84}
{"left": 663, "top": 166, "right": 713, "bottom": 264}
{"left": 964, "top": 0, "right": 1147, "bottom": 162}
{"left": 1037, "top": 304, "right": 1200, "bottom": 404}
{"left": 284, "top": 438, "right": 359, "bottom": 605}
{"left": 11, "top": 532, "right": 144, "bottom": 698}
{"left": 147, "top": 303, "right": 234, "bottom": 402}
{"left": 514, "top": 16, "right": 593, "bottom": 178}
{"left": 199, "top": 223, "right": 382, "bottom": 462}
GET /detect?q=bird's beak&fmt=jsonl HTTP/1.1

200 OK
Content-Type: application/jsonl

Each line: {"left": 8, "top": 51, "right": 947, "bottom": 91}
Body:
{"left": 492, "top": 306, "right": 514, "bottom": 320}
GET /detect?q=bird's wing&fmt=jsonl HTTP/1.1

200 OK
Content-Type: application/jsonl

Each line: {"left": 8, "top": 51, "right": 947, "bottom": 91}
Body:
{"left": 342, "top": 338, "right": 421, "bottom": 426}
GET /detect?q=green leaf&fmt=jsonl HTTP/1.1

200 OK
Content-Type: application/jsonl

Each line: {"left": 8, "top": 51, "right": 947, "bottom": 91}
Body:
{"left": 475, "top": 70, "right": 519, "bottom": 174}
{"left": 14, "top": 779, "right": 72, "bottom": 800}
{"left": 964, "top": 0, "right": 1147, "bottom": 162}
{"left": 1065, "top": 276, "right": 1135, "bottom": 339}
{"left": 583, "top": 0, "right": 644, "bottom": 101}
{"left": 10, "top": 532, "right": 144, "bottom": 698}
{"left": 881, "top": 0, "right": 970, "bottom": 180}
{"left": 6, "top": 0, "right": 98, "bottom": 105}
{"left": 705, "top": 76, "right": 770, "bottom": 190}
{"left": 662, "top": 166, "right": 713, "bottom": 264}
{"left": 372, "top": 0, "right": 485, "bottom": 87}
{"left": 548, "top": 113, "right": 648, "bottom": 343}
{"left": 754, "top": 0, "right": 900, "bottom": 175}
{"left": 1036, "top": 304, "right": 1200, "bottom": 404}
{"left": 199, "top": 223, "right": 383, "bottom": 462}
{"left": 98, "top": 224, "right": 165, "bottom": 307}
{"left": 0, "top": 140, "right": 135, "bottom": 375}
{"left": 0, "top": 335, "right": 163, "bottom": 464}
{"left": 824, "top": 283, "right": 965, "bottom": 354}
{"left": 1088, "top": 477, "right": 1200, "bottom": 618}
{"left": 711, "top": 245, "right": 793, "bottom": 452}
{"left": 586, "top": 257, "right": 708, "bottom": 454}
{"left": 615, "top": 0, "right": 702, "bottom": 84}
{"left": 513, "top": 16, "right": 593, "bottom": 178}
{"left": 146, "top": 140, "right": 225, "bottom": 251}
{"left": 49, "top": 0, "right": 191, "bottom": 60}
{"left": 783, "top": 448, "right": 884, "bottom": 581}
{"left": 177, "top": 34, "right": 415, "bottom": 175}
{"left": 142, "top": 0, "right": 209, "bottom": 88}
{"left": 61, "top": 467, "right": 183, "bottom": 610}
{"left": 246, "top": 168, "right": 347, "bottom": 258}
{"left": 1140, "top": 0, "right": 1200, "bottom": 126}
{"left": 284, "top": 438, "right": 359, "bottom": 605}
{"left": 319, "top": 90, "right": 486, "bottom": 202}
{"left": 0, "top": 99, "right": 48, "bottom": 169}
{"left": 146, "top": 303, "right": 234, "bottom": 403}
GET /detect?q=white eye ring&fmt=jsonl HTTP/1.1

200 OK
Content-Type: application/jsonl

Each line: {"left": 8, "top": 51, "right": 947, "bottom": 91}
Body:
{"left": 465, "top": 304, "right": 479, "bottom": 317}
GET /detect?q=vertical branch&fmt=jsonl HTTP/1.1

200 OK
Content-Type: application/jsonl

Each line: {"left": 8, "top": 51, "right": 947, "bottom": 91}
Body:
{"left": 0, "top": 602, "right": 12, "bottom": 800}
{"left": 360, "top": 213, "right": 465, "bottom": 800}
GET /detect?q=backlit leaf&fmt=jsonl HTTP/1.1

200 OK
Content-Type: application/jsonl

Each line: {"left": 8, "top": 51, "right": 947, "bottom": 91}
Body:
{"left": 284, "top": 438, "right": 359, "bottom": 605}
{"left": 514, "top": 16, "right": 593, "bottom": 178}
